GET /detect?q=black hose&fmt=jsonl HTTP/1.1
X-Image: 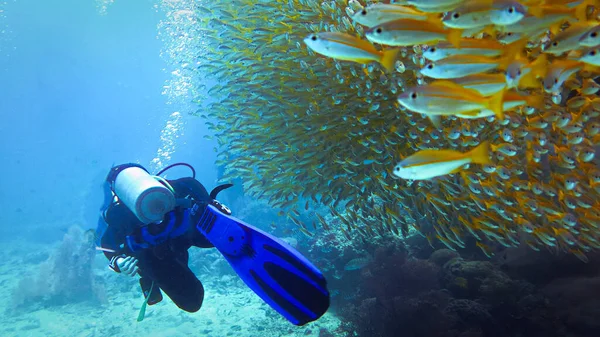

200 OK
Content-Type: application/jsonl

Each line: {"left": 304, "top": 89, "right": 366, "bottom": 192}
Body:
{"left": 155, "top": 162, "right": 196, "bottom": 179}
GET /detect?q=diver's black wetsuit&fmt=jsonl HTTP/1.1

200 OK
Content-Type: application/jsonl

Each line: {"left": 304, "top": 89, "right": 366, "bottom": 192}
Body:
{"left": 100, "top": 177, "right": 213, "bottom": 312}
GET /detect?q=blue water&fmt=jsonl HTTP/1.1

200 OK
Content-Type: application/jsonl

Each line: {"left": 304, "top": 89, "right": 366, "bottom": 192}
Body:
{"left": 0, "top": 0, "right": 217, "bottom": 241}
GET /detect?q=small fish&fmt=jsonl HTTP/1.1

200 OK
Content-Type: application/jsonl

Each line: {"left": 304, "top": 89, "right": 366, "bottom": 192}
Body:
{"left": 365, "top": 18, "right": 462, "bottom": 47}
{"left": 542, "top": 59, "right": 583, "bottom": 94}
{"left": 392, "top": 141, "right": 492, "bottom": 180}
{"left": 303, "top": 32, "right": 400, "bottom": 72}
{"left": 344, "top": 256, "right": 372, "bottom": 271}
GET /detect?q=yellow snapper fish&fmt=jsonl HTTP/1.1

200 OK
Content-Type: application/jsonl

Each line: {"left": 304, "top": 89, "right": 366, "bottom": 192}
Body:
{"left": 542, "top": 59, "right": 584, "bottom": 94}
{"left": 499, "top": 7, "right": 575, "bottom": 35}
{"left": 303, "top": 32, "right": 400, "bottom": 73}
{"left": 544, "top": 21, "right": 599, "bottom": 55}
{"left": 504, "top": 53, "right": 548, "bottom": 89}
{"left": 351, "top": 3, "right": 430, "bottom": 27}
{"left": 421, "top": 38, "right": 526, "bottom": 78}
{"left": 397, "top": 80, "right": 505, "bottom": 121}
{"left": 421, "top": 54, "right": 512, "bottom": 79}
{"left": 422, "top": 38, "right": 507, "bottom": 61}
{"left": 577, "top": 24, "right": 600, "bottom": 47}
{"left": 578, "top": 45, "right": 600, "bottom": 66}
{"left": 407, "top": 0, "right": 466, "bottom": 12}
{"left": 528, "top": 0, "right": 600, "bottom": 21}
{"left": 442, "top": 0, "right": 527, "bottom": 29}
{"left": 365, "top": 18, "right": 462, "bottom": 47}
{"left": 392, "top": 141, "right": 492, "bottom": 180}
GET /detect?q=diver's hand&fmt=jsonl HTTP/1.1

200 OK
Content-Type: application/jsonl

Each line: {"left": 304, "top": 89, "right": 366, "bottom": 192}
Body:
{"left": 116, "top": 256, "right": 139, "bottom": 277}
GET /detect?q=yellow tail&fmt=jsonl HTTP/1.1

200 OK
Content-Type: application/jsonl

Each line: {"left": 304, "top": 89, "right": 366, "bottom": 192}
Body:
{"left": 526, "top": 94, "right": 545, "bottom": 109}
{"left": 528, "top": 6, "right": 543, "bottom": 18}
{"left": 380, "top": 48, "right": 401, "bottom": 73}
{"left": 469, "top": 141, "right": 492, "bottom": 165}
{"left": 575, "top": 0, "right": 598, "bottom": 21}
{"left": 486, "top": 90, "right": 505, "bottom": 120}
{"left": 446, "top": 29, "right": 463, "bottom": 48}
{"left": 530, "top": 53, "right": 549, "bottom": 79}
{"left": 498, "top": 38, "right": 528, "bottom": 70}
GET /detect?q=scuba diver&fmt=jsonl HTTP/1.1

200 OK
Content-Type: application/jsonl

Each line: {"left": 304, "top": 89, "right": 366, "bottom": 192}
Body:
{"left": 96, "top": 163, "right": 330, "bottom": 326}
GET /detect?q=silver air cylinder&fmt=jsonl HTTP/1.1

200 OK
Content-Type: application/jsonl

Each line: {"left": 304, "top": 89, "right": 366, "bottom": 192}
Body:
{"left": 113, "top": 166, "right": 176, "bottom": 224}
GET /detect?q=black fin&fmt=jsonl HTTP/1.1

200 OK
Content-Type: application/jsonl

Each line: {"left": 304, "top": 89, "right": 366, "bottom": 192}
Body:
{"left": 209, "top": 183, "right": 233, "bottom": 199}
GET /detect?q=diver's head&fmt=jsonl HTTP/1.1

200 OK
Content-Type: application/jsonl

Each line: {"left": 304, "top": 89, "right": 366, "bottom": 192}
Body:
{"left": 107, "top": 163, "right": 176, "bottom": 224}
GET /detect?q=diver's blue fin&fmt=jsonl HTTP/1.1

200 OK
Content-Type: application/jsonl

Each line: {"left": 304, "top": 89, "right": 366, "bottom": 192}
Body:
{"left": 196, "top": 205, "right": 330, "bottom": 326}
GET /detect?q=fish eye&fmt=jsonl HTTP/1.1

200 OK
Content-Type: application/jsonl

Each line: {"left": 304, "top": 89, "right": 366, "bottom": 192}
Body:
{"left": 452, "top": 12, "right": 460, "bottom": 19}
{"left": 517, "top": 69, "right": 522, "bottom": 76}
{"left": 592, "top": 32, "right": 598, "bottom": 38}
{"left": 427, "top": 64, "right": 433, "bottom": 69}
{"left": 590, "top": 50, "right": 597, "bottom": 56}
{"left": 508, "top": 6, "right": 514, "bottom": 13}
{"left": 429, "top": 47, "right": 436, "bottom": 53}
{"left": 410, "top": 92, "right": 418, "bottom": 99}
{"left": 552, "top": 41, "right": 558, "bottom": 47}
{"left": 394, "top": 167, "right": 400, "bottom": 171}
{"left": 361, "top": 9, "right": 367, "bottom": 15}
{"left": 310, "top": 35, "right": 317, "bottom": 41}
{"left": 376, "top": 27, "right": 382, "bottom": 34}
{"left": 554, "top": 78, "right": 559, "bottom": 84}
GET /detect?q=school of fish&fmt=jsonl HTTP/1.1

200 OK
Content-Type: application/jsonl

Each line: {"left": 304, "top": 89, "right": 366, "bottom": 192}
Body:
{"left": 193, "top": 0, "right": 600, "bottom": 262}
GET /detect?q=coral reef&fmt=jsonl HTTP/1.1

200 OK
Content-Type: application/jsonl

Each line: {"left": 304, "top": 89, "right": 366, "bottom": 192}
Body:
{"left": 10, "top": 226, "right": 106, "bottom": 311}
{"left": 337, "top": 236, "right": 600, "bottom": 337}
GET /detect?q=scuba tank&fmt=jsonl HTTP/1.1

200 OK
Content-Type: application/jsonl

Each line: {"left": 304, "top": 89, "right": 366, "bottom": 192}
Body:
{"left": 108, "top": 164, "right": 176, "bottom": 224}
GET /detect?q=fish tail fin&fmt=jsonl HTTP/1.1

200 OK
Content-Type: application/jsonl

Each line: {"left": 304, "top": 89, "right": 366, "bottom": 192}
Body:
{"left": 486, "top": 90, "right": 505, "bottom": 120}
{"left": 575, "top": 0, "right": 597, "bottom": 21}
{"left": 380, "top": 48, "right": 401, "bottom": 73}
{"left": 499, "top": 38, "right": 528, "bottom": 69}
{"left": 526, "top": 94, "right": 545, "bottom": 110}
{"left": 447, "top": 29, "right": 463, "bottom": 48}
{"left": 583, "top": 63, "right": 600, "bottom": 73}
{"left": 530, "top": 53, "right": 549, "bottom": 78}
{"left": 428, "top": 115, "right": 442, "bottom": 129}
{"left": 518, "top": 73, "right": 541, "bottom": 89}
{"left": 469, "top": 141, "right": 492, "bottom": 165}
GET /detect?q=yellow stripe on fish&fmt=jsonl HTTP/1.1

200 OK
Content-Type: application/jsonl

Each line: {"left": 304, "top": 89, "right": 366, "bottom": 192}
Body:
{"left": 421, "top": 38, "right": 527, "bottom": 79}
{"left": 303, "top": 32, "right": 400, "bottom": 73}
{"left": 392, "top": 141, "right": 492, "bottom": 180}
{"left": 351, "top": 3, "right": 432, "bottom": 27}
{"left": 442, "top": 0, "right": 527, "bottom": 29}
{"left": 397, "top": 80, "right": 506, "bottom": 123}
{"left": 365, "top": 17, "right": 463, "bottom": 47}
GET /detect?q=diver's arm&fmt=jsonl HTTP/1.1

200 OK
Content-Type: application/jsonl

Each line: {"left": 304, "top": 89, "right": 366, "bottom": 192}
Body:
{"left": 100, "top": 202, "right": 141, "bottom": 273}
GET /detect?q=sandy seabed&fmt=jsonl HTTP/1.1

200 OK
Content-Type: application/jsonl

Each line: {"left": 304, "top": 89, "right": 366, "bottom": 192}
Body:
{"left": 0, "top": 239, "right": 341, "bottom": 337}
